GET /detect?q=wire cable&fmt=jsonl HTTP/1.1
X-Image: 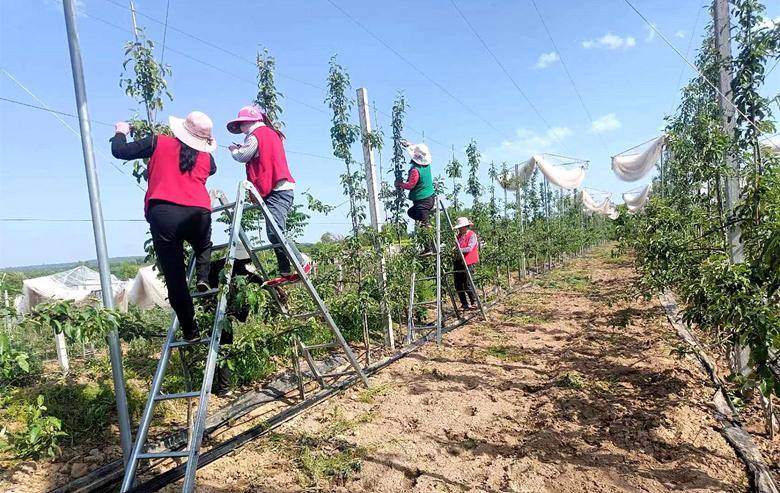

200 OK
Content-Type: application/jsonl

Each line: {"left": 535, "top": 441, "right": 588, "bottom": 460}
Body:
{"left": 326, "top": 0, "right": 511, "bottom": 141}
{"left": 668, "top": 5, "right": 703, "bottom": 115}
{"left": 622, "top": 0, "right": 764, "bottom": 136}
{"left": 160, "top": 0, "right": 170, "bottom": 64}
{"left": 529, "top": 0, "right": 607, "bottom": 151}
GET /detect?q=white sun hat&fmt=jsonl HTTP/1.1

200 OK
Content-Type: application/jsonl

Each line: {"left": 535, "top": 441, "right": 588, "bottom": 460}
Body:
{"left": 168, "top": 111, "right": 217, "bottom": 153}
{"left": 405, "top": 142, "right": 432, "bottom": 166}
{"left": 452, "top": 217, "right": 473, "bottom": 229}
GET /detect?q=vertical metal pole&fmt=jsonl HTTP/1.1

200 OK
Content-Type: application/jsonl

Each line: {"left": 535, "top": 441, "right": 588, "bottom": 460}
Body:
{"left": 713, "top": 0, "right": 748, "bottom": 375}
{"left": 357, "top": 87, "right": 394, "bottom": 349}
{"left": 62, "top": 0, "right": 132, "bottom": 465}
{"left": 435, "top": 203, "right": 442, "bottom": 344}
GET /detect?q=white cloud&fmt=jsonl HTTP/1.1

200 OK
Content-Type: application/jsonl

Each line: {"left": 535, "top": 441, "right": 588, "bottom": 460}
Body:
{"left": 673, "top": 30, "right": 686, "bottom": 39}
{"left": 645, "top": 24, "right": 656, "bottom": 42}
{"left": 484, "top": 127, "right": 573, "bottom": 163}
{"left": 582, "top": 33, "right": 636, "bottom": 50}
{"left": 591, "top": 113, "right": 621, "bottom": 133}
{"left": 533, "top": 51, "right": 559, "bottom": 69}
{"left": 757, "top": 15, "right": 780, "bottom": 30}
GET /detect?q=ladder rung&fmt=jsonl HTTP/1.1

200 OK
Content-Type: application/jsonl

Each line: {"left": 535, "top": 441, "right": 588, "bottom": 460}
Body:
{"left": 301, "top": 341, "right": 339, "bottom": 351}
{"left": 413, "top": 324, "right": 438, "bottom": 330}
{"left": 443, "top": 270, "right": 466, "bottom": 275}
{"left": 212, "top": 242, "right": 229, "bottom": 250}
{"left": 419, "top": 276, "right": 437, "bottom": 281}
{"left": 154, "top": 391, "right": 200, "bottom": 401}
{"left": 192, "top": 288, "right": 219, "bottom": 299}
{"left": 253, "top": 243, "right": 283, "bottom": 252}
{"left": 414, "top": 300, "right": 438, "bottom": 306}
{"left": 137, "top": 450, "right": 189, "bottom": 460}
{"left": 170, "top": 338, "right": 210, "bottom": 348}
{"left": 319, "top": 371, "right": 356, "bottom": 379}
{"left": 292, "top": 310, "right": 320, "bottom": 319}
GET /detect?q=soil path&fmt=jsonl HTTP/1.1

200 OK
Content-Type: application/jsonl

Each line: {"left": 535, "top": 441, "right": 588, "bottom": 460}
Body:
{"left": 172, "top": 246, "right": 749, "bottom": 492}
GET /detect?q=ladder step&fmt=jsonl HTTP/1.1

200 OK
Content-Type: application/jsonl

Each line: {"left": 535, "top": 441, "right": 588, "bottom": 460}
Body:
{"left": 420, "top": 276, "right": 437, "bottom": 281}
{"left": 154, "top": 391, "right": 200, "bottom": 401}
{"left": 301, "top": 341, "right": 339, "bottom": 351}
{"left": 413, "top": 324, "right": 438, "bottom": 330}
{"left": 319, "top": 370, "right": 356, "bottom": 379}
{"left": 170, "top": 338, "right": 210, "bottom": 348}
{"left": 414, "top": 300, "right": 438, "bottom": 306}
{"left": 212, "top": 242, "right": 229, "bottom": 250}
{"left": 253, "top": 243, "right": 283, "bottom": 252}
{"left": 192, "top": 288, "right": 219, "bottom": 299}
{"left": 137, "top": 450, "right": 189, "bottom": 460}
{"left": 291, "top": 310, "right": 320, "bottom": 319}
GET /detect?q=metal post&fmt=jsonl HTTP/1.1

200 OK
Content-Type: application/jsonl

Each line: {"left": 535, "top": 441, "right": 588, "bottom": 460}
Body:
{"left": 713, "top": 0, "right": 748, "bottom": 375}
{"left": 435, "top": 203, "right": 442, "bottom": 344}
{"left": 62, "top": 0, "right": 133, "bottom": 464}
{"left": 129, "top": 1, "right": 154, "bottom": 124}
{"left": 357, "top": 87, "right": 394, "bottom": 349}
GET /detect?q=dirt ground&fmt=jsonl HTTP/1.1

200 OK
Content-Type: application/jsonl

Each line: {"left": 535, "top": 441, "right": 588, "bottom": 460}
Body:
{"left": 160, "top": 247, "right": 754, "bottom": 493}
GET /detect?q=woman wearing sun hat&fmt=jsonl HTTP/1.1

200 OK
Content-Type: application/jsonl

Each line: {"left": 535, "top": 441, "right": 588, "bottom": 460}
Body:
{"left": 111, "top": 111, "right": 217, "bottom": 341}
{"left": 452, "top": 216, "right": 479, "bottom": 310}
{"left": 395, "top": 140, "right": 435, "bottom": 224}
{"left": 226, "top": 105, "right": 312, "bottom": 286}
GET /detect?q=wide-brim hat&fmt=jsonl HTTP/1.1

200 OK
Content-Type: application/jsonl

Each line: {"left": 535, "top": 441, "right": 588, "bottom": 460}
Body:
{"left": 405, "top": 142, "right": 432, "bottom": 166}
{"left": 169, "top": 112, "right": 217, "bottom": 153}
{"left": 227, "top": 105, "right": 264, "bottom": 134}
{"left": 452, "top": 217, "right": 473, "bottom": 229}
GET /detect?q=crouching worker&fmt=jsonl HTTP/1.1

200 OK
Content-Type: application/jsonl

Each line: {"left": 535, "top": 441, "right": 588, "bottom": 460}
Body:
{"left": 452, "top": 217, "right": 479, "bottom": 311}
{"left": 226, "top": 106, "right": 312, "bottom": 287}
{"left": 111, "top": 112, "right": 217, "bottom": 341}
{"left": 395, "top": 141, "right": 435, "bottom": 253}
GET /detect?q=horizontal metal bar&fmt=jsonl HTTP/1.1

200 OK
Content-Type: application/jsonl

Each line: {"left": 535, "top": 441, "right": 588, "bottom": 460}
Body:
{"left": 443, "top": 270, "right": 466, "bottom": 275}
{"left": 419, "top": 276, "right": 438, "bottom": 281}
{"left": 191, "top": 288, "right": 219, "bottom": 299}
{"left": 211, "top": 242, "right": 229, "bottom": 250}
{"left": 301, "top": 341, "right": 339, "bottom": 351}
{"left": 211, "top": 202, "right": 259, "bottom": 214}
{"left": 137, "top": 450, "right": 189, "bottom": 460}
{"left": 413, "top": 324, "right": 438, "bottom": 330}
{"left": 319, "top": 371, "right": 356, "bottom": 379}
{"left": 253, "top": 243, "right": 283, "bottom": 252}
{"left": 413, "top": 301, "right": 438, "bottom": 306}
{"left": 169, "top": 338, "right": 210, "bottom": 348}
{"left": 291, "top": 310, "right": 321, "bottom": 319}
{"left": 154, "top": 391, "right": 200, "bottom": 401}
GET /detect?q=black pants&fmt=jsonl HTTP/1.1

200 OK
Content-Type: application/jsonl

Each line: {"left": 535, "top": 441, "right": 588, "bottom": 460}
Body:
{"left": 453, "top": 258, "right": 477, "bottom": 307}
{"left": 407, "top": 195, "right": 435, "bottom": 223}
{"left": 264, "top": 190, "right": 305, "bottom": 276}
{"left": 147, "top": 201, "right": 212, "bottom": 337}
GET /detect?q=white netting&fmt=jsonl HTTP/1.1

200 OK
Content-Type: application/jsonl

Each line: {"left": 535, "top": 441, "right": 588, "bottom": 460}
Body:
{"left": 127, "top": 265, "right": 171, "bottom": 310}
{"left": 529, "top": 155, "right": 586, "bottom": 190}
{"left": 17, "top": 266, "right": 129, "bottom": 313}
{"left": 623, "top": 184, "right": 651, "bottom": 214}
{"left": 611, "top": 136, "right": 664, "bottom": 182}
{"left": 761, "top": 134, "right": 780, "bottom": 152}
{"left": 581, "top": 190, "right": 611, "bottom": 214}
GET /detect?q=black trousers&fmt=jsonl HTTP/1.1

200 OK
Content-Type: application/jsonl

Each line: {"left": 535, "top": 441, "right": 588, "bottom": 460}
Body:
{"left": 453, "top": 258, "right": 477, "bottom": 307}
{"left": 147, "top": 201, "right": 212, "bottom": 337}
{"left": 407, "top": 195, "right": 435, "bottom": 223}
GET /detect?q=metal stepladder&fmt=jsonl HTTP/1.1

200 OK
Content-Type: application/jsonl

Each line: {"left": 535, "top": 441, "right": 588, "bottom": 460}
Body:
{"left": 407, "top": 197, "right": 486, "bottom": 344}
{"left": 120, "top": 180, "right": 369, "bottom": 493}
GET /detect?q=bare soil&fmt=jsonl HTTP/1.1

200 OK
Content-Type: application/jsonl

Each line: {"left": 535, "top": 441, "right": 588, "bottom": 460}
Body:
{"left": 155, "top": 247, "right": 754, "bottom": 492}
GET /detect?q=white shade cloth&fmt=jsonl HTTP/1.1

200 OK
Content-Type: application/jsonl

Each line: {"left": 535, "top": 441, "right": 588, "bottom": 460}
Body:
{"left": 127, "top": 265, "right": 170, "bottom": 310}
{"left": 612, "top": 136, "right": 664, "bottom": 182}
{"left": 16, "top": 266, "right": 129, "bottom": 314}
{"left": 523, "top": 155, "right": 586, "bottom": 190}
{"left": 581, "top": 190, "right": 611, "bottom": 214}
{"left": 623, "top": 184, "right": 651, "bottom": 214}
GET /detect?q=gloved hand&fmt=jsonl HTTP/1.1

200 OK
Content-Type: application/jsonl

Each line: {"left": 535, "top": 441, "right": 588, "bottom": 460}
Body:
{"left": 114, "top": 121, "right": 131, "bottom": 135}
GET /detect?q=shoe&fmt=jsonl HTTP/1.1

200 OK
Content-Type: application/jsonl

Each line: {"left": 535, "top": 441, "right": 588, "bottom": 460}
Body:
{"left": 461, "top": 304, "right": 471, "bottom": 312}
{"left": 196, "top": 280, "right": 211, "bottom": 293}
{"left": 181, "top": 323, "right": 200, "bottom": 342}
{"left": 265, "top": 259, "right": 315, "bottom": 286}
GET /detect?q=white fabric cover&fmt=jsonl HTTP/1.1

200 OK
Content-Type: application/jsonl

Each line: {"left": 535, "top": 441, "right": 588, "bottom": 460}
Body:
{"left": 612, "top": 136, "right": 664, "bottom": 182}
{"left": 17, "top": 266, "right": 129, "bottom": 314}
{"left": 523, "top": 155, "right": 586, "bottom": 190}
{"left": 623, "top": 184, "right": 652, "bottom": 214}
{"left": 761, "top": 134, "right": 780, "bottom": 152}
{"left": 581, "top": 190, "right": 611, "bottom": 214}
{"left": 127, "top": 265, "right": 170, "bottom": 310}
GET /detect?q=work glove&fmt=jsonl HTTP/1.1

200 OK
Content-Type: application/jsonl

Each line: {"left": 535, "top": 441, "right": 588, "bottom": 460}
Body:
{"left": 114, "top": 121, "right": 131, "bottom": 135}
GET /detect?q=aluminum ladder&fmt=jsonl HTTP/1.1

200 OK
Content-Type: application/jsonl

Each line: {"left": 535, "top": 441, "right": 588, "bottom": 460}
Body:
{"left": 120, "top": 180, "right": 369, "bottom": 493}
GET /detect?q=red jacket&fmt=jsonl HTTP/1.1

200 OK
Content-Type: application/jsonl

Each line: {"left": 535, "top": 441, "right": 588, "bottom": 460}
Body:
{"left": 458, "top": 229, "right": 480, "bottom": 265}
{"left": 246, "top": 126, "right": 295, "bottom": 198}
{"left": 145, "top": 135, "right": 212, "bottom": 212}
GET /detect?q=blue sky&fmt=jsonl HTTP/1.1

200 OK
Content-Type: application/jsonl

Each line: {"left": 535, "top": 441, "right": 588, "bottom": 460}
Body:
{"left": 1, "top": 0, "right": 778, "bottom": 267}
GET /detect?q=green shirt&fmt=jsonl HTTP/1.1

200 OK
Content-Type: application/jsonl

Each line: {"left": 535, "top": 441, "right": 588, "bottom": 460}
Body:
{"left": 409, "top": 163, "right": 434, "bottom": 201}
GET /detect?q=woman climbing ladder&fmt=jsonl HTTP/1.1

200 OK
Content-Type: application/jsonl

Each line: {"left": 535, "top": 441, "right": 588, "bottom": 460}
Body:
{"left": 395, "top": 140, "right": 436, "bottom": 253}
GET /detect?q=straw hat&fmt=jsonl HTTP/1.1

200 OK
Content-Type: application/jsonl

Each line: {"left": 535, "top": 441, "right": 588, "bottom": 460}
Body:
{"left": 405, "top": 142, "right": 432, "bottom": 166}
{"left": 168, "top": 111, "right": 217, "bottom": 153}
{"left": 452, "top": 217, "right": 473, "bottom": 229}
{"left": 227, "top": 105, "right": 264, "bottom": 134}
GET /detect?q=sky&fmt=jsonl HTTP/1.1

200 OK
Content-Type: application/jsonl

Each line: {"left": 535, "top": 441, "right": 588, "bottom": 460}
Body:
{"left": 1, "top": 0, "right": 778, "bottom": 268}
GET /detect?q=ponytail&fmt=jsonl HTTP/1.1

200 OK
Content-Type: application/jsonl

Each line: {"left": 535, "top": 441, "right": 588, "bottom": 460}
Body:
{"left": 178, "top": 140, "right": 199, "bottom": 173}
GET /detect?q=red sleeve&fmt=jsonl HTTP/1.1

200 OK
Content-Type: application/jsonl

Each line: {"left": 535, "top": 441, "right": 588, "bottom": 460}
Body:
{"left": 399, "top": 168, "right": 420, "bottom": 190}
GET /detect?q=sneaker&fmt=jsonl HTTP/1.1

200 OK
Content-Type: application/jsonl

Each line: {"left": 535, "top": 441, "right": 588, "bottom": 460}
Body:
{"left": 181, "top": 323, "right": 200, "bottom": 342}
{"left": 196, "top": 280, "right": 211, "bottom": 293}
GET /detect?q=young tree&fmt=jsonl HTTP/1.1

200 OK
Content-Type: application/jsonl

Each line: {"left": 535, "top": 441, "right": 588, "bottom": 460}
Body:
{"left": 465, "top": 140, "right": 482, "bottom": 211}
{"left": 445, "top": 149, "right": 463, "bottom": 212}
{"left": 255, "top": 48, "right": 284, "bottom": 128}
{"left": 389, "top": 93, "right": 408, "bottom": 226}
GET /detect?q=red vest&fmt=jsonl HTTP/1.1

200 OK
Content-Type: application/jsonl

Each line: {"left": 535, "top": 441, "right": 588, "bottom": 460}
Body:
{"left": 246, "top": 126, "right": 295, "bottom": 198}
{"left": 458, "top": 229, "right": 480, "bottom": 265}
{"left": 145, "top": 135, "right": 212, "bottom": 212}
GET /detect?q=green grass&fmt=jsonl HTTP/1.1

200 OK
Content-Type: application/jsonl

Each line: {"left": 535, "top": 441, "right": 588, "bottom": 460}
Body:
{"left": 534, "top": 270, "right": 592, "bottom": 292}
{"left": 557, "top": 371, "right": 586, "bottom": 389}
{"left": 484, "top": 345, "right": 530, "bottom": 363}
{"left": 357, "top": 383, "right": 393, "bottom": 404}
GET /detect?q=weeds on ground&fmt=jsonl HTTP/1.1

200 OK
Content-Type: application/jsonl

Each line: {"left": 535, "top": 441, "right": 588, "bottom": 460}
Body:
{"left": 357, "top": 383, "right": 393, "bottom": 404}
{"left": 484, "top": 345, "right": 530, "bottom": 364}
{"left": 534, "top": 270, "right": 592, "bottom": 292}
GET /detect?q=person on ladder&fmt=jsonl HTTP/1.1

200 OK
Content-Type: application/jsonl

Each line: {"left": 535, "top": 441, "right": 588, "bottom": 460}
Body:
{"left": 111, "top": 111, "right": 218, "bottom": 341}
{"left": 452, "top": 216, "right": 479, "bottom": 311}
{"left": 395, "top": 140, "right": 435, "bottom": 254}
{"left": 226, "top": 105, "right": 312, "bottom": 287}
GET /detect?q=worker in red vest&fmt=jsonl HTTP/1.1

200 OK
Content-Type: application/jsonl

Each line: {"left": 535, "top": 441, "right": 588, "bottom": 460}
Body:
{"left": 111, "top": 111, "right": 217, "bottom": 341}
{"left": 227, "top": 106, "right": 313, "bottom": 286}
{"left": 452, "top": 216, "right": 479, "bottom": 310}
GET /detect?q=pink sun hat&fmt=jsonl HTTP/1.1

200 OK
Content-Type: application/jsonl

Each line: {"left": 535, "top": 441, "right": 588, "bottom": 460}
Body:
{"left": 227, "top": 105, "right": 264, "bottom": 134}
